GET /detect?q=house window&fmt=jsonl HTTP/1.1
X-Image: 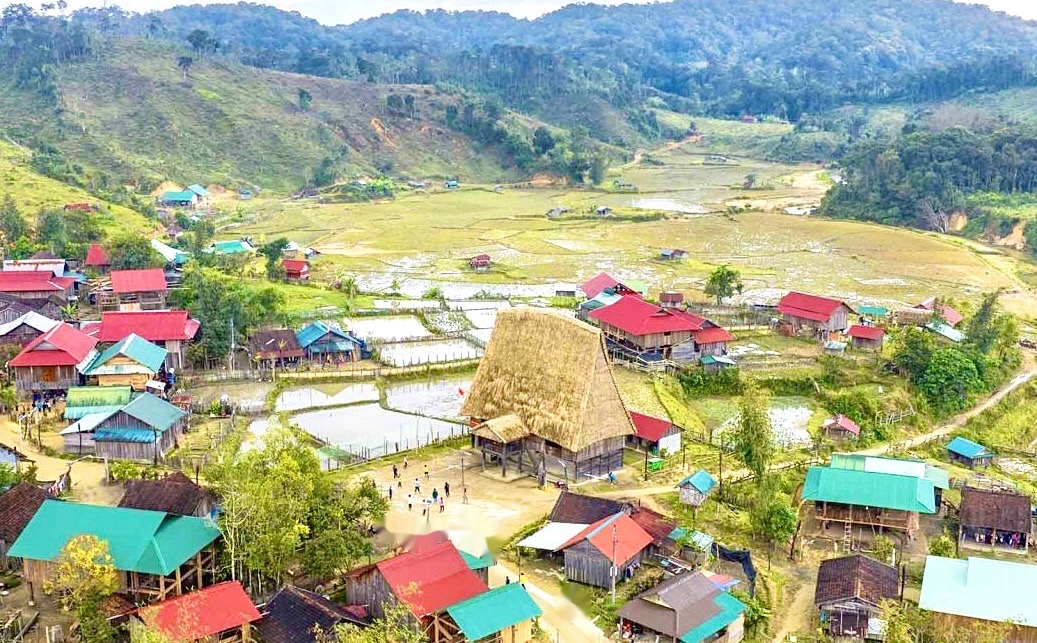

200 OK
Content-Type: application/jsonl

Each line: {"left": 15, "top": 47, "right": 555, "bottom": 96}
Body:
{"left": 40, "top": 366, "right": 58, "bottom": 382}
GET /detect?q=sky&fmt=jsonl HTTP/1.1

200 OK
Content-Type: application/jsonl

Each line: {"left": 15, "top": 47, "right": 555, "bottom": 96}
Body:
{"left": 8, "top": 0, "right": 1037, "bottom": 25}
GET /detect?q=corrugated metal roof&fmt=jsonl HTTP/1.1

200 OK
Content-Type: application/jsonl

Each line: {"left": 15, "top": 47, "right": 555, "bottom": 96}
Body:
{"left": 84, "top": 243, "right": 111, "bottom": 267}
{"left": 84, "top": 334, "right": 167, "bottom": 376}
{"left": 186, "top": 184, "right": 210, "bottom": 197}
{"left": 8, "top": 500, "right": 220, "bottom": 575}
{"left": 64, "top": 386, "right": 133, "bottom": 419}
{"left": 947, "top": 436, "right": 992, "bottom": 459}
{"left": 9, "top": 323, "right": 98, "bottom": 368}
{"left": 94, "top": 428, "right": 158, "bottom": 443}
{"left": 920, "top": 556, "right": 1037, "bottom": 627}
{"left": 679, "top": 592, "right": 746, "bottom": 643}
{"left": 591, "top": 295, "right": 710, "bottom": 336}
{"left": 99, "top": 310, "right": 197, "bottom": 342}
{"left": 161, "top": 191, "right": 196, "bottom": 202}
{"left": 517, "top": 522, "right": 589, "bottom": 550}
{"left": 829, "top": 454, "right": 949, "bottom": 490}
{"left": 210, "top": 240, "right": 254, "bottom": 255}
{"left": 120, "top": 393, "right": 186, "bottom": 432}
{"left": 629, "top": 411, "right": 674, "bottom": 442}
{"left": 677, "top": 469, "right": 716, "bottom": 494}
{"left": 803, "top": 467, "right": 936, "bottom": 513}
{"left": 376, "top": 542, "right": 487, "bottom": 617}
{"left": 142, "top": 581, "right": 259, "bottom": 641}
{"left": 151, "top": 239, "right": 190, "bottom": 265}
{"left": 925, "top": 321, "right": 965, "bottom": 342}
{"left": 110, "top": 268, "right": 167, "bottom": 294}
{"left": 0, "top": 311, "right": 58, "bottom": 337}
{"left": 60, "top": 412, "right": 113, "bottom": 435}
{"left": 446, "top": 584, "right": 541, "bottom": 641}
{"left": 296, "top": 322, "right": 361, "bottom": 350}
{"left": 777, "top": 292, "right": 850, "bottom": 322}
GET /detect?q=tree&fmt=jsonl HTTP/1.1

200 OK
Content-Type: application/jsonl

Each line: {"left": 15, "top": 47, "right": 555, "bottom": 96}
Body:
{"left": 297, "top": 88, "right": 312, "bottom": 111}
{"left": 336, "top": 274, "right": 360, "bottom": 299}
{"left": 186, "top": 29, "right": 215, "bottom": 55}
{"left": 589, "top": 153, "right": 608, "bottom": 185}
{"left": 36, "top": 208, "right": 66, "bottom": 255}
{"left": 176, "top": 55, "right": 193, "bottom": 80}
{"left": 47, "top": 535, "right": 119, "bottom": 643}
{"left": 109, "top": 235, "right": 161, "bottom": 269}
{"left": 731, "top": 378, "right": 773, "bottom": 482}
{"left": 919, "top": 347, "right": 983, "bottom": 413}
{"left": 0, "top": 195, "right": 26, "bottom": 248}
{"left": 929, "top": 533, "right": 955, "bottom": 558}
{"left": 750, "top": 485, "right": 797, "bottom": 562}
{"left": 704, "top": 265, "right": 744, "bottom": 305}
{"left": 872, "top": 534, "right": 895, "bottom": 564}
{"left": 259, "top": 237, "right": 290, "bottom": 280}
{"left": 533, "top": 126, "right": 556, "bottom": 155}
{"left": 730, "top": 589, "right": 770, "bottom": 634}
{"left": 966, "top": 291, "right": 1004, "bottom": 355}
{"left": 317, "top": 603, "right": 424, "bottom": 643}
{"left": 879, "top": 600, "right": 914, "bottom": 643}
{"left": 892, "top": 327, "right": 935, "bottom": 384}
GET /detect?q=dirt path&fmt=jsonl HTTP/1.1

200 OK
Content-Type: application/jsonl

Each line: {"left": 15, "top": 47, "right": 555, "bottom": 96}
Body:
{"left": 770, "top": 577, "right": 818, "bottom": 642}
{"left": 491, "top": 561, "right": 606, "bottom": 643}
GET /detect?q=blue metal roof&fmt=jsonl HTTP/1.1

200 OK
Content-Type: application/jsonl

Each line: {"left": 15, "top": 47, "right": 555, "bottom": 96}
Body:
{"left": 296, "top": 321, "right": 362, "bottom": 350}
{"left": 676, "top": 469, "right": 716, "bottom": 494}
{"left": 679, "top": 592, "right": 746, "bottom": 643}
{"left": 947, "top": 436, "right": 993, "bottom": 460}
{"left": 94, "top": 428, "right": 158, "bottom": 443}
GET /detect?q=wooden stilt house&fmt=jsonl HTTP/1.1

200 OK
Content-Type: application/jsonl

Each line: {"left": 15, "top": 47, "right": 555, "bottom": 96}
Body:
{"left": 132, "top": 581, "right": 261, "bottom": 643}
{"left": 462, "top": 309, "right": 635, "bottom": 482}
{"left": 8, "top": 500, "right": 220, "bottom": 603}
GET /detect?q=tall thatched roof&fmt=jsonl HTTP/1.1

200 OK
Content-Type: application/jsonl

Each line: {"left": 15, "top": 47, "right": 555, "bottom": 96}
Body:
{"left": 461, "top": 308, "right": 634, "bottom": 452}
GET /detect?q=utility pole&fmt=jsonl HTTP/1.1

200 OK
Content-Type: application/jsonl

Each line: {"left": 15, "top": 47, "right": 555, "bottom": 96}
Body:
{"left": 228, "top": 316, "right": 236, "bottom": 372}
{"left": 643, "top": 448, "right": 649, "bottom": 481}
{"left": 610, "top": 523, "right": 618, "bottom": 605}
{"left": 718, "top": 446, "right": 724, "bottom": 498}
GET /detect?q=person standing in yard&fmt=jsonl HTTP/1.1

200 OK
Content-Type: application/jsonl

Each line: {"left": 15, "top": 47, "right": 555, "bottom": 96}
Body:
{"left": 432, "top": 488, "right": 439, "bottom": 503}
{"left": 414, "top": 477, "right": 421, "bottom": 493}
{"left": 518, "top": 572, "right": 527, "bottom": 588}
{"left": 443, "top": 481, "right": 450, "bottom": 497}
{"left": 404, "top": 456, "right": 408, "bottom": 470}
{"left": 423, "top": 463, "right": 429, "bottom": 479}
{"left": 387, "top": 483, "right": 393, "bottom": 501}
{"left": 462, "top": 485, "right": 468, "bottom": 504}
{"left": 392, "top": 464, "right": 399, "bottom": 479}
{"left": 439, "top": 496, "right": 445, "bottom": 513}
{"left": 407, "top": 494, "right": 413, "bottom": 511}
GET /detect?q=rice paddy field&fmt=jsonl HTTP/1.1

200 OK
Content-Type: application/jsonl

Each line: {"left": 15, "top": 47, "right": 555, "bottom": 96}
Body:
{"left": 231, "top": 138, "right": 1037, "bottom": 319}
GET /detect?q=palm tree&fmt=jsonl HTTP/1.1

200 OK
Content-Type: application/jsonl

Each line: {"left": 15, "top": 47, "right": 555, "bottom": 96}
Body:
{"left": 60, "top": 302, "right": 79, "bottom": 322}
{"left": 336, "top": 273, "right": 360, "bottom": 299}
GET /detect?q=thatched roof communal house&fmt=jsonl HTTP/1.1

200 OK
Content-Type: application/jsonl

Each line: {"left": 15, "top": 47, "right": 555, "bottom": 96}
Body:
{"left": 461, "top": 309, "right": 635, "bottom": 482}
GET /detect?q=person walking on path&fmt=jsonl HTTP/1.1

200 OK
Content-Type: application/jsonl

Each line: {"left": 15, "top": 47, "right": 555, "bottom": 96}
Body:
{"left": 423, "top": 463, "right": 429, "bottom": 479}
{"left": 439, "top": 496, "right": 445, "bottom": 513}
{"left": 432, "top": 488, "right": 439, "bottom": 502}
{"left": 414, "top": 477, "right": 421, "bottom": 493}
{"left": 387, "top": 484, "right": 393, "bottom": 501}
{"left": 443, "top": 481, "right": 450, "bottom": 497}
{"left": 462, "top": 485, "right": 468, "bottom": 504}
{"left": 518, "top": 572, "right": 527, "bottom": 588}
{"left": 392, "top": 464, "right": 399, "bottom": 479}
{"left": 407, "top": 493, "right": 413, "bottom": 511}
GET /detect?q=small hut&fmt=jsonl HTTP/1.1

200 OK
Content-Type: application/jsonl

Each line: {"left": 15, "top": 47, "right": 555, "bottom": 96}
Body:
{"left": 659, "top": 291, "right": 684, "bottom": 309}
{"left": 469, "top": 254, "right": 491, "bottom": 272}
{"left": 628, "top": 411, "right": 681, "bottom": 455}
{"left": 946, "top": 437, "right": 994, "bottom": 468}
{"left": 822, "top": 415, "right": 861, "bottom": 441}
{"left": 815, "top": 554, "right": 899, "bottom": 639}
{"left": 281, "top": 259, "right": 310, "bottom": 282}
{"left": 847, "top": 325, "right": 884, "bottom": 350}
{"left": 676, "top": 469, "right": 716, "bottom": 507}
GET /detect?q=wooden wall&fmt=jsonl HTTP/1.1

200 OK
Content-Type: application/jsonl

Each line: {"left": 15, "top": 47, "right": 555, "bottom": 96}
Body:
{"left": 14, "top": 365, "right": 78, "bottom": 394}
{"left": 344, "top": 567, "right": 394, "bottom": 621}
{"left": 931, "top": 613, "right": 1037, "bottom": 643}
{"left": 563, "top": 541, "right": 644, "bottom": 589}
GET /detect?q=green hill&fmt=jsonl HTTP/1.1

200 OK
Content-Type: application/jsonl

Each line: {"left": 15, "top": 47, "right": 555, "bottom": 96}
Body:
{"left": 0, "top": 39, "right": 523, "bottom": 192}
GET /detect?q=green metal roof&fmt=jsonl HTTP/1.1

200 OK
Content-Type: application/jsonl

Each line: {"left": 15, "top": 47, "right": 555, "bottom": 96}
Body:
{"left": 858, "top": 305, "right": 888, "bottom": 316}
{"left": 186, "top": 184, "right": 209, "bottom": 197}
{"left": 460, "top": 550, "right": 495, "bottom": 571}
{"left": 8, "top": 500, "right": 220, "bottom": 575}
{"left": 679, "top": 592, "right": 746, "bottom": 643}
{"left": 210, "top": 240, "right": 254, "bottom": 254}
{"left": 919, "top": 556, "right": 1037, "bottom": 627}
{"left": 803, "top": 466, "right": 937, "bottom": 514}
{"left": 161, "top": 191, "right": 196, "bottom": 202}
{"left": 84, "top": 334, "right": 167, "bottom": 376}
{"left": 64, "top": 386, "right": 132, "bottom": 419}
{"left": 829, "top": 454, "right": 949, "bottom": 490}
{"left": 119, "top": 393, "right": 186, "bottom": 432}
{"left": 446, "top": 584, "right": 541, "bottom": 641}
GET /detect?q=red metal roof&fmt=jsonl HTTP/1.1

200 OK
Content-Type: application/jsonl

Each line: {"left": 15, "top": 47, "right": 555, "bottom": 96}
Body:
{"left": 822, "top": 415, "right": 861, "bottom": 436}
{"left": 693, "top": 326, "right": 735, "bottom": 344}
{"left": 558, "top": 513, "right": 654, "bottom": 564}
{"left": 98, "top": 311, "right": 199, "bottom": 342}
{"left": 915, "top": 298, "right": 964, "bottom": 326}
{"left": 141, "top": 581, "right": 261, "bottom": 640}
{"left": 9, "top": 323, "right": 97, "bottom": 367}
{"left": 590, "top": 295, "right": 709, "bottom": 336}
{"left": 777, "top": 292, "right": 848, "bottom": 323}
{"left": 84, "top": 244, "right": 111, "bottom": 267}
{"left": 377, "top": 542, "right": 488, "bottom": 617}
{"left": 0, "top": 272, "right": 73, "bottom": 293}
{"left": 472, "top": 254, "right": 491, "bottom": 261}
{"left": 281, "top": 259, "right": 309, "bottom": 272}
{"left": 629, "top": 411, "right": 674, "bottom": 442}
{"left": 110, "top": 269, "right": 167, "bottom": 294}
{"left": 847, "top": 325, "right": 884, "bottom": 341}
{"left": 581, "top": 272, "right": 619, "bottom": 299}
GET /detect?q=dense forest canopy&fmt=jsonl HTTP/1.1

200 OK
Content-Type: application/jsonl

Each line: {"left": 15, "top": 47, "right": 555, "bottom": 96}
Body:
{"left": 68, "top": 0, "right": 1037, "bottom": 121}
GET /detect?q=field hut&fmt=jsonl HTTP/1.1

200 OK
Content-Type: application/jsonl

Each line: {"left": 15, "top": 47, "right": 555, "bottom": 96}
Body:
{"left": 822, "top": 415, "right": 861, "bottom": 441}
{"left": 958, "top": 487, "right": 1031, "bottom": 553}
{"left": 82, "top": 334, "right": 167, "bottom": 391}
{"left": 659, "top": 291, "right": 684, "bottom": 309}
{"left": 9, "top": 500, "right": 220, "bottom": 603}
{"left": 469, "top": 254, "right": 491, "bottom": 272}
{"left": 946, "top": 437, "right": 994, "bottom": 468}
{"left": 846, "top": 325, "right": 884, "bottom": 350}
{"left": 676, "top": 469, "right": 716, "bottom": 507}
{"left": 462, "top": 309, "right": 635, "bottom": 481}
{"left": 815, "top": 554, "right": 899, "bottom": 640}
{"left": 132, "top": 581, "right": 260, "bottom": 643}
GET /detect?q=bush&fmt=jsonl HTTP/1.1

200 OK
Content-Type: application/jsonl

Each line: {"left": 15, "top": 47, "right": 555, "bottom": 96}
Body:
{"left": 679, "top": 368, "right": 742, "bottom": 396}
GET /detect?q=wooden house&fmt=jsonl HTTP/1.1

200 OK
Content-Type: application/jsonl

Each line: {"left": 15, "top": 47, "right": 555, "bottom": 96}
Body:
{"left": 0, "top": 442, "right": 32, "bottom": 473}
{"left": 61, "top": 393, "right": 187, "bottom": 461}
{"left": 659, "top": 291, "right": 684, "bottom": 309}
{"left": 444, "top": 583, "right": 541, "bottom": 643}
{"left": 803, "top": 465, "right": 937, "bottom": 537}
{"left": 296, "top": 322, "right": 364, "bottom": 362}
{"left": 119, "top": 471, "right": 216, "bottom": 518}
{"left": 846, "top": 325, "right": 884, "bottom": 350}
{"left": 9, "top": 500, "right": 220, "bottom": 602}
{"left": 109, "top": 269, "right": 168, "bottom": 312}
{"left": 248, "top": 329, "right": 305, "bottom": 367}
{"left": 83, "top": 333, "right": 167, "bottom": 390}
{"left": 463, "top": 309, "right": 635, "bottom": 481}
{"left": 946, "top": 436, "right": 994, "bottom": 468}
{"left": 628, "top": 411, "right": 681, "bottom": 455}
{"left": 0, "top": 482, "right": 47, "bottom": 569}
{"left": 676, "top": 470, "right": 717, "bottom": 507}
{"left": 469, "top": 254, "right": 491, "bottom": 272}
{"left": 595, "top": 206, "right": 613, "bottom": 217}
{"left": 959, "top": 487, "right": 1031, "bottom": 553}
{"left": 822, "top": 415, "right": 861, "bottom": 441}
{"left": 0, "top": 311, "right": 57, "bottom": 348}
{"left": 90, "top": 310, "right": 200, "bottom": 370}
{"left": 64, "top": 385, "right": 132, "bottom": 420}
{"left": 8, "top": 323, "right": 97, "bottom": 398}
{"left": 132, "top": 581, "right": 260, "bottom": 643}
{"left": 344, "top": 541, "right": 489, "bottom": 642}
{"left": 0, "top": 271, "right": 76, "bottom": 303}
{"left": 0, "top": 295, "right": 38, "bottom": 326}
{"left": 256, "top": 585, "right": 368, "bottom": 643}
{"left": 659, "top": 249, "right": 688, "bottom": 261}
{"left": 920, "top": 556, "right": 1037, "bottom": 643}
{"left": 777, "top": 292, "right": 855, "bottom": 336}
{"left": 828, "top": 453, "right": 948, "bottom": 507}
{"left": 558, "top": 512, "right": 653, "bottom": 588}
{"left": 281, "top": 258, "right": 310, "bottom": 282}
{"left": 401, "top": 531, "right": 496, "bottom": 585}
{"left": 589, "top": 295, "right": 733, "bottom": 362}
{"left": 160, "top": 191, "right": 199, "bottom": 208}
{"left": 618, "top": 571, "right": 746, "bottom": 643}
{"left": 84, "top": 243, "right": 112, "bottom": 274}
{"left": 815, "top": 554, "right": 899, "bottom": 640}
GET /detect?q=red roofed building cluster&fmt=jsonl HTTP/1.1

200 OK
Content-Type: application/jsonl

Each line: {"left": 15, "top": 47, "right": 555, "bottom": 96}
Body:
{"left": 9, "top": 323, "right": 98, "bottom": 397}
{"left": 589, "top": 295, "right": 733, "bottom": 362}
{"left": 83, "top": 311, "right": 200, "bottom": 370}
{"left": 777, "top": 292, "right": 855, "bottom": 336}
